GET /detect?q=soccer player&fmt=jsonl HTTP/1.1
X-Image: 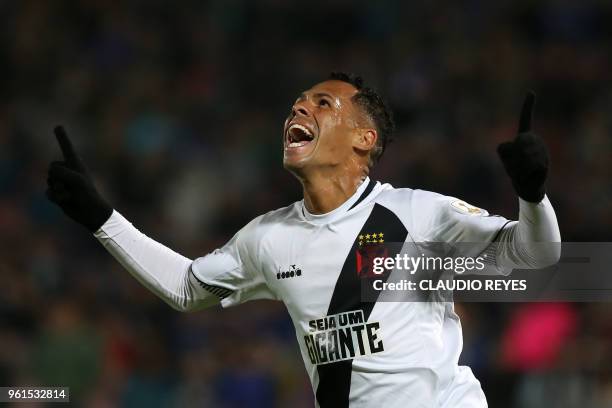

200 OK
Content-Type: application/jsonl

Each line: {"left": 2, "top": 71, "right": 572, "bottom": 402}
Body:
{"left": 46, "top": 72, "right": 560, "bottom": 407}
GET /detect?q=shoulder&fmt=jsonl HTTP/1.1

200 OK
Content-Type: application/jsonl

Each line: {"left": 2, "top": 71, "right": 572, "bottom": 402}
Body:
{"left": 378, "top": 185, "right": 485, "bottom": 215}
{"left": 374, "top": 183, "right": 416, "bottom": 205}
{"left": 245, "top": 202, "right": 299, "bottom": 231}
{"left": 373, "top": 184, "right": 490, "bottom": 240}
{"left": 236, "top": 202, "right": 301, "bottom": 245}
{"left": 374, "top": 183, "right": 454, "bottom": 205}
{"left": 373, "top": 184, "right": 460, "bottom": 217}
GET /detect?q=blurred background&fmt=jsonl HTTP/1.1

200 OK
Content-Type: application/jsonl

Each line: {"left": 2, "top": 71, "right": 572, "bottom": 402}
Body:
{"left": 1, "top": 0, "right": 611, "bottom": 407}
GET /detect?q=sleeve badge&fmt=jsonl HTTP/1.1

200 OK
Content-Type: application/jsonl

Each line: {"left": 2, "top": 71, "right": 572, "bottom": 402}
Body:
{"left": 450, "top": 200, "right": 485, "bottom": 216}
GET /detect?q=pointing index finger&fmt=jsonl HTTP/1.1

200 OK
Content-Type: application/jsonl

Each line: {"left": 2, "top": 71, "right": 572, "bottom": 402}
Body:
{"left": 54, "top": 125, "right": 78, "bottom": 163}
{"left": 518, "top": 91, "right": 536, "bottom": 134}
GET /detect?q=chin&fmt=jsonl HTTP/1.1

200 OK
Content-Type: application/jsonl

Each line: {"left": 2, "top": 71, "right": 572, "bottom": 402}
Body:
{"left": 283, "top": 157, "right": 307, "bottom": 176}
{"left": 283, "top": 145, "right": 316, "bottom": 170}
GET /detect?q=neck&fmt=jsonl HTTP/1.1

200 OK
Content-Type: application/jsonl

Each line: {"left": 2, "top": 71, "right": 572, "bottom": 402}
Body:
{"left": 301, "top": 170, "right": 367, "bottom": 214}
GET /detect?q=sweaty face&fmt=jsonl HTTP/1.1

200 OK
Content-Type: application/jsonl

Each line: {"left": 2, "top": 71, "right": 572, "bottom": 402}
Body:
{"left": 283, "top": 80, "right": 363, "bottom": 175}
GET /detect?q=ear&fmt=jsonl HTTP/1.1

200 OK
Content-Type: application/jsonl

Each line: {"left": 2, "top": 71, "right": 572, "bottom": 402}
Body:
{"left": 353, "top": 128, "right": 378, "bottom": 154}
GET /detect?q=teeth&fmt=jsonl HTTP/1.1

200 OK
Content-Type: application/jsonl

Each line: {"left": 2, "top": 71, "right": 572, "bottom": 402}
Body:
{"left": 289, "top": 123, "right": 312, "bottom": 136}
{"left": 285, "top": 123, "right": 314, "bottom": 148}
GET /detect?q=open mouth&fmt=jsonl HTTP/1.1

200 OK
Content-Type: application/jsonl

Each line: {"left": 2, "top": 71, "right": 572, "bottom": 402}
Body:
{"left": 285, "top": 123, "right": 315, "bottom": 148}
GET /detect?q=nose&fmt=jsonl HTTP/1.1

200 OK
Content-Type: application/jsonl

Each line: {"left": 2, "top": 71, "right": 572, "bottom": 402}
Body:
{"left": 292, "top": 101, "right": 311, "bottom": 118}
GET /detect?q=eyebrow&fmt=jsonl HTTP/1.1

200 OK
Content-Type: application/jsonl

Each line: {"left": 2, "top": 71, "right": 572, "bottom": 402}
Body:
{"left": 296, "top": 92, "right": 335, "bottom": 102}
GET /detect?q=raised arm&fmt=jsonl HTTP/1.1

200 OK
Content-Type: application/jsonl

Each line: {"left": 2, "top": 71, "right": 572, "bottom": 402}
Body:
{"left": 93, "top": 211, "right": 218, "bottom": 311}
{"left": 495, "top": 92, "right": 561, "bottom": 269}
{"left": 46, "top": 126, "right": 217, "bottom": 311}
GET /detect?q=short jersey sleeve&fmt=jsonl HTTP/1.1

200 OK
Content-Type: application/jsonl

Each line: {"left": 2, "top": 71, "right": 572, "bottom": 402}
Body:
{"left": 190, "top": 216, "right": 277, "bottom": 307}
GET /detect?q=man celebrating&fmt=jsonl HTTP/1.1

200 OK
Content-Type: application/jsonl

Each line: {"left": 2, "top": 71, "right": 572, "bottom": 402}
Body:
{"left": 46, "top": 72, "right": 560, "bottom": 407}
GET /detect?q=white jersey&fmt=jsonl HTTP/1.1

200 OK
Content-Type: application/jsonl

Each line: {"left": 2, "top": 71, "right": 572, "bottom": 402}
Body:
{"left": 96, "top": 177, "right": 560, "bottom": 408}
{"left": 190, "top": 178, "right": 509, "bottom": 407}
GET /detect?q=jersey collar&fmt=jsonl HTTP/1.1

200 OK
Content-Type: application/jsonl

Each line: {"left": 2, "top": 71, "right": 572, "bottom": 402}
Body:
{"left": 300, "top": 177, "right": 376, "bottom": 225}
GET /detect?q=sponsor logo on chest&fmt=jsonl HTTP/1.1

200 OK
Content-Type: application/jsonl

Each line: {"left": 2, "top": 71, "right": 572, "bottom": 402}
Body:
{"left": 304, "top": 310, "right": 384, "bottom": 365}
{"left": 277, "top": 264, "right": 302, "bottom": 280}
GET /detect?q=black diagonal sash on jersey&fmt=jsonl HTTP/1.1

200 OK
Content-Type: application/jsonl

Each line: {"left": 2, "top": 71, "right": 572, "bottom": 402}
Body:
{"left": 315, "top": 203, "right": 408, "bottom": 408}
{"left": 348, "top": 179, "right": 376, "bottom": 211}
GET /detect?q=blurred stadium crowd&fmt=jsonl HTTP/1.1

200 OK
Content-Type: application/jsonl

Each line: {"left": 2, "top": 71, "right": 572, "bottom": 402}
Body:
{"left": 1, "top": 0, "right": 611, "bottom": 407}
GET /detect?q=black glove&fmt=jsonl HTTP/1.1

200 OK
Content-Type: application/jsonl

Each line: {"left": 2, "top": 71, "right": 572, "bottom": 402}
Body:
{"left": 497, "top": 92, "right": 549, "bottom": 203}
{"left": 46, "top": 126, "right": 113, "bottom": 232}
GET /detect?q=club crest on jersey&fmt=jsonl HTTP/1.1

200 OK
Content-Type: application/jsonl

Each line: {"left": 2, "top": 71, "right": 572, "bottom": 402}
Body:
{"left": 356, "top": 232, "right": 389, "bottom": 278}
{"left": 450, "top": 200, "right": 484, "bottom": 215}
{"left": 277, "top": 264, "right": 302, "bottom": 280}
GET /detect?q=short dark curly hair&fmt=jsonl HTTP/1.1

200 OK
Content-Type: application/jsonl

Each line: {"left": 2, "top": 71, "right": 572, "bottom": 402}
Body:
{"left": 329, "top": 72, "right": 394, "bottom": 168}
